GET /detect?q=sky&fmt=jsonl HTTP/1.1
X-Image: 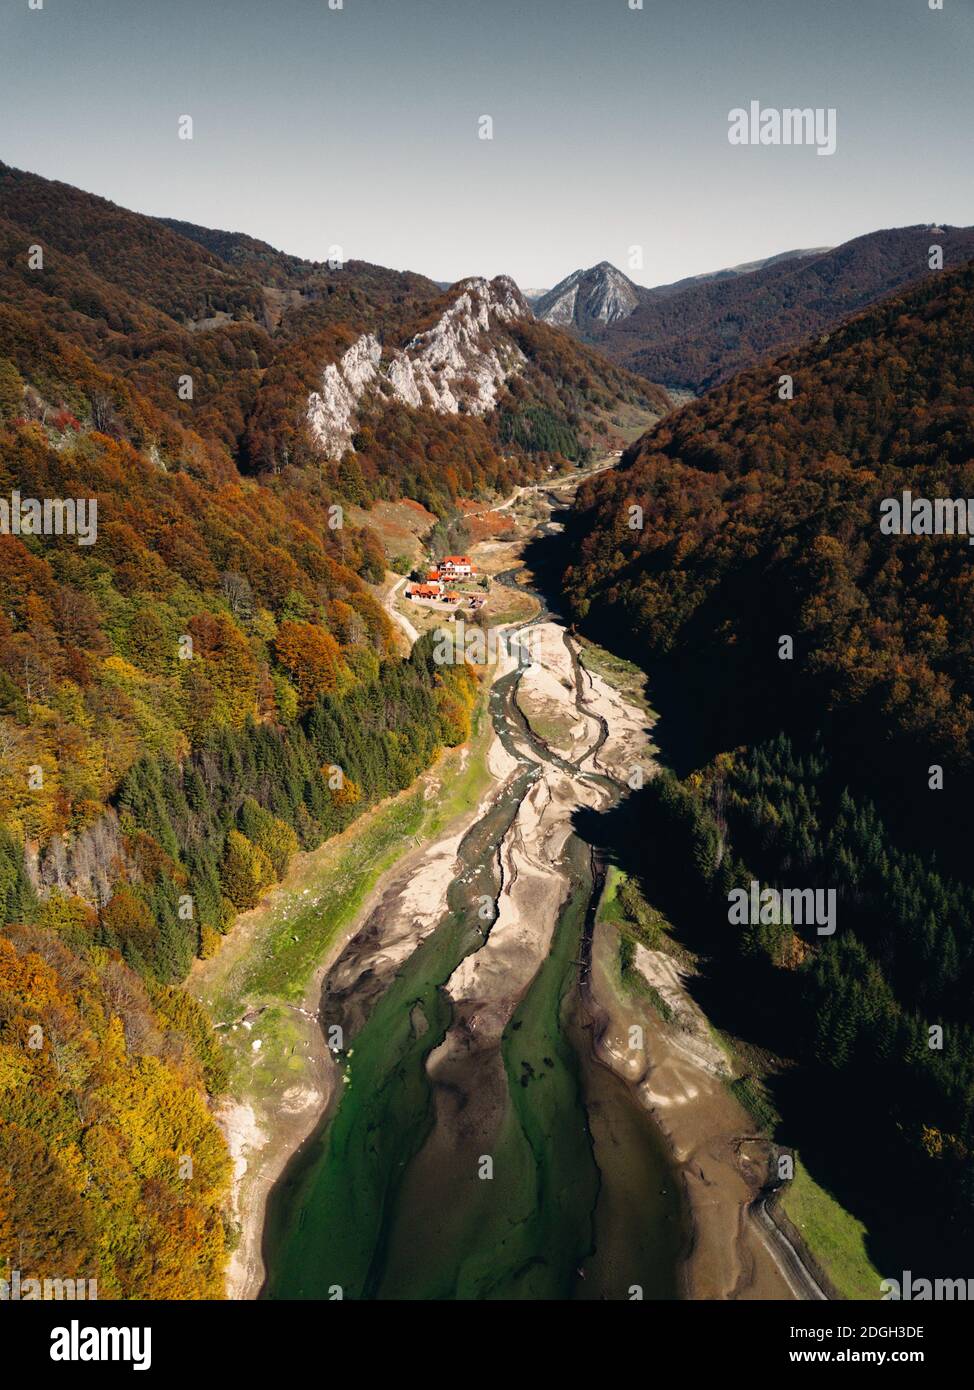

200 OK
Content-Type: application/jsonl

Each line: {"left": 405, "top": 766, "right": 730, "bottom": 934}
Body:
{"left": 1, "top": 0, "right": 973, "bottom": 290}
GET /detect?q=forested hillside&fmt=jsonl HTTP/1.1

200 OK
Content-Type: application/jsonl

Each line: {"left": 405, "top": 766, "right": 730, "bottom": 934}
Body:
{"left": 0, "top": 162, "right": 666, "bottom": 511}
{"left": 0, "top": 164, "right": 542, "bottom": 1295}
{"left": 566, "top": 259, "right": 974, "bottom": 813}
{"left": 563, "top": 259, "right": 974, "bottom": 1268}
{"left": 0, "top": 325, "right": 479, "bottom": 1290}
{"left": 0, "top": 887, "right": 232, "bottom": 1297}
{"left": 621, "top": 737, "right": 974, "bottom": 1271}
{"left": 586, "top": 225, "right": 974, "bottom": 392}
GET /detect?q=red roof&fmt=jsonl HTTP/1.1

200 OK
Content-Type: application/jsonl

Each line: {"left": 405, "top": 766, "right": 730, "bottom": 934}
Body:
{"left": 443, "top": 555, "right": 471, "bottom": 566}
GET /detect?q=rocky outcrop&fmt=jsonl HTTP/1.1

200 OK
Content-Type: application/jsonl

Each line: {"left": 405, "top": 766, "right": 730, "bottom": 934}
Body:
{"left": 534, "top": 262, "right": 642, "bottom": 335}
{"left": 306, "top": 335, "right": 382, "bottom": 458}
{"left": 306, "top": 277, "right": 528, "bottom": 458}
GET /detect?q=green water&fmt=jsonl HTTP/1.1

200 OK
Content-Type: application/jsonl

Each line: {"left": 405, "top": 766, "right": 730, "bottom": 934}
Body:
{"left": 262, "top": 913, "right": 467, "bottom": 1298}
{"left": 375, "top": 848, "right": 599, "bottom": 1300}
{"left": 263, "top": 809, "right": 683, "bottom": 1301}
{"left": 262, "top": 772, "right": 531, "bottom": 1299}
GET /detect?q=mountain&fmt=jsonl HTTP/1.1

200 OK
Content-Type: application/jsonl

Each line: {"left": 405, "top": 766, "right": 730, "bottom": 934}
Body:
{"left": 561, "top": 259, "right": 974, "bottom": 1266}
{"left": 296, "top": 272, "right": 670, "bottom": 473}
{"left": 0, "top": 162, "right": 668, "bottom": 507}
{"left": 638, "top": 246, "right": 830, "bottom": 300}
{"left": 0, "top": 161, "right": 669, "bottom": 895}
{"left": 564, "top": 256, "right": 974, "bottom": 780}
{"left": 580, "top": 225, "right": 974, "bottom": 392}
{"left": 533, "top": 261, "right": 643, "bottom": 333}
{"left": 0, "top": 161, "right": 670, "bottom": 1296}
{"left": 533, "top": 249, "right": 829, "bottom": 337}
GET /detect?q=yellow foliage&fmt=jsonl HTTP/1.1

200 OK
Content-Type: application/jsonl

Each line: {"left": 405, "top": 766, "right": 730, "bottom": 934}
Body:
{"left": 0, "top": 934, "right": 231, "bottom": 1298}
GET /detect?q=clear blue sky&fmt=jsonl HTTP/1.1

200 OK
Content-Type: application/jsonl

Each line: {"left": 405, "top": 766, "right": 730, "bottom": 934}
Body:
{"left": 1, "top": 0, "right": 972, "bottom": 289}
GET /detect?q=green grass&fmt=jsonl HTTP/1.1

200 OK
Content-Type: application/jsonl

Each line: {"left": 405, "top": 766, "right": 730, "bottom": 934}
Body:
{"left": 577, "top": 640, "right": 656, "bottom": 718}
{"left": 778, "top": 1157, "right": 885, "bottom": 1301}
{"left": 486, "top": 594, "right": 539, "bottom": 628}
{"left": 602, "top": 868, "right": 676, "bottom": 1025}
{"left": 236, "top": 793, "right": 426, "bottom": 1005}
{"left": 425, "top": 690, "right": 494, "bottom": 831}
{"left": 202, "top": 791, "right": 426, "bottom": 1101}
{"left": 616, "top": 927, "right": 675, "bottom": 1023}
{"left": 200, "top": 680, "right": 497, "bottom": 1105}
{"left": 597, "top": 867, "right": 670, "bottom": 951}
{"left": 707, "top": 1024, "right": 737, "bottom": 1066}
{"left": 630, "top": 973, "right": 675, "bottom": 1024}
{"left": 523, "top": 709, "right": 576, "bottom": 750}
{"left": 729, "top": 1074, "right": 781, "bottom": 1133}
{"left": 597, "top": 864, "right": 627, "bottom": 926}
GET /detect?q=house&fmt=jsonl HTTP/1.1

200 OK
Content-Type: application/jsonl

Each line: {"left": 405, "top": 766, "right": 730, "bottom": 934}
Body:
{"left": 406, "top": 583, "right": 463, "bottom": 606}
{"left": 441, "top": 554, "right": 475, "bottom": 578}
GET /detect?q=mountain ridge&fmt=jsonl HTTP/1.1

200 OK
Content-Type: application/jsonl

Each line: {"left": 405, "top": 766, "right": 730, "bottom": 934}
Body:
{"left": 531, "top": 247, "right": 829, "bottom": 332}
{"left": 531, "top": 228, "right": 974, "bottom": 393}
{"left": 559, "top": 256, "right": 974, "bottom": 1267}
{"left": 0, "top": 161, "right": 668, "bottom": 500}
{"left": 586, "top": 224, "right": 974, "bottom": 392}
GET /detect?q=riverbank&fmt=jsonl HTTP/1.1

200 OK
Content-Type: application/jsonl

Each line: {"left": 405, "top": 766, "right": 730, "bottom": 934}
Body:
{"left": 262, "top": 554, "right": 681, "bottom": 1298}
{"left": 193, "top": 465, "right": 585, "bottom": 1300}
{"left": 260, "top": 461, "right": 691, "bottom": 1300}
{"left": 209, "top": 453, "right": 811, "bottom": 1301}
{"left": 583, "top": 888, "right": 802, "bottom": 1298}
{"left": 190, "top": 683, "right": 499, "bottom": 1299}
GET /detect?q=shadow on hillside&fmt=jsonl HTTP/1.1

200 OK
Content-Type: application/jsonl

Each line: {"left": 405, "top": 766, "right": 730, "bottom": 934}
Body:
{"left": 571, "top": 788, "right": 968, "bottom": 1281}
{"left": 527, "top": 484, "right": 972, "bottom": 1278}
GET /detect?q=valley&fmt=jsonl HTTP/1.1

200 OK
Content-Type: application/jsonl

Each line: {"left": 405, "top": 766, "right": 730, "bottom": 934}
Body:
{"left": 237, "top": 462, "right": 809, "bottom": 1302}
{"left": 3, "top": 150, "right": 972, "bottom": 1317}
{"left": 3, "top": 0, "right": 974, "bottom": 1352}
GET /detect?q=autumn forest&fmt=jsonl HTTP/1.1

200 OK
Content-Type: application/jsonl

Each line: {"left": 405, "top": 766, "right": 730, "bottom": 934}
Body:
{"left": 2, "top": 146, "right": 974, "bottom": 1313}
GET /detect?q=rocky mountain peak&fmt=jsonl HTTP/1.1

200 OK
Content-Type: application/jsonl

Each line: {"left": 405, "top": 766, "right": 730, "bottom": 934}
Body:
{"left": 533, "top": 262, "right": 642, "bottom": 334}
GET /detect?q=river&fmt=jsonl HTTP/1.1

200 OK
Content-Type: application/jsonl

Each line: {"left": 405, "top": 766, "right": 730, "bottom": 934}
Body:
{"left": 261, "top": 470, "right": 686, "bottom": 1300}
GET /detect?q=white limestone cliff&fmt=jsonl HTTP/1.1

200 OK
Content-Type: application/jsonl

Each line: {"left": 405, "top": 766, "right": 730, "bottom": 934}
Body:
{"left": 306, "top": 277, "right": 528, "bottom": 459}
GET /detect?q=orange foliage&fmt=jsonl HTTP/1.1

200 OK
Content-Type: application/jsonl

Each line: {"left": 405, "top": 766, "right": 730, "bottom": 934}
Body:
{"left": 273, "top": 621, "right": 346, "bottom": 711}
